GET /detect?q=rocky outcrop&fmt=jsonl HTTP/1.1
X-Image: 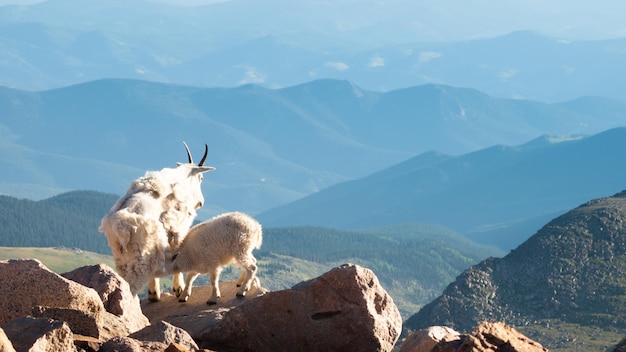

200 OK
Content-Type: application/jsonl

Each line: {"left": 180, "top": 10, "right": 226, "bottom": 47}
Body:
{"left": 0, "top": 259, "right": 104, "bottom": 326}
{"left": 98, "top": 336, "right": 170, "bottom": 352}
{"left": 0, "top": 259, "right": 150, "bottom": 345}
{"left": 1, "top": 258, "right": 556, "bottom": 352}
{"left": 128, "top": 320, "right": 198, "bottom": 351}
{"left": 139, "top": 278, "right": 269, "bottom": 338}
{"left": 141, "top": 263, "right": 403, "bottom": 351}
{"left": 399, "top": 326, "right": 459, "bottom": 352}
{"left": 612, "top": 336, "right": 626, "bottom": 352}
{"left": 63, "top": 264, "right": 149, "bottom": 332}
{"left": 0, "top": 259, "right": 175, "bottom": 350}
{"left": 0, "top": 259, "right": 402, "bottom": 351}
{"left": 406, "top": 190, "right": 626, "bottom": 333}
{"left": 3, "top": 316, "right": 75, "bottom": 352}
{"left": 400, "top": 322, "right": 548, "bottom": 352}
{"left": 196, "top": 263, "right": 402, "bottom": 351}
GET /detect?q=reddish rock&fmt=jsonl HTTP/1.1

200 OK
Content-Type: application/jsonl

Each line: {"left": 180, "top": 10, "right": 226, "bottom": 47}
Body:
{"left": 401, "top": 322, "right": 548, "bottom": 352}
{"left": 62, "top": 264, "right": 149, "bottom": 333}
{"left": 399, "top": 326, "right": 460, "bottom": 352}
{"left": 459, "top": 321, "right": 548, "bottom": 352}
{"left": 32, "top": 305, "right": 131, "bottom": 341}
{"left": 129, "top": 320, "right": 199, "bottom": 351}
{"left": 0, "top": 261, "right": 403, "bottom": 350}
{"left": 0, "top": 259, "right": 140, "bottom": 343}
{"left": 164, "top": 342, "right": 196, "bottom": 352}
{"left": 0, "top": 259, "right": 104, "bottom": 326}
{"left": 73, "top": 334, "right": 102, "bottom": 352}
{"left": 32, "top": 306, "right": 102, "bottom": 338}
{"left": 140, "top": 281, "right": 268, "bottom": 338}
{"left": 198, "top": 263, "right": 402, "bottom": 352}
{"left": 2, "top": 316, "right": 74, "bottom": 352}
{"left": 98, "top": 336, "right": 168, "bottom": 352}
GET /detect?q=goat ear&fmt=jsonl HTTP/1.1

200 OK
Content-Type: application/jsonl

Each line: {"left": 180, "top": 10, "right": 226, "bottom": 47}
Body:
{"left": 194, "top": 165, "right": 215, "bottom": 174}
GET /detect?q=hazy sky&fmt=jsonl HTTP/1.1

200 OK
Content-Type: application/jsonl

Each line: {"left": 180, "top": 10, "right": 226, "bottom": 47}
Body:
{"left": 0, "top": 0, "right": 624, "bottom": 41}
{"left": 0, "top": 0, "right": 42, "bottom": 4}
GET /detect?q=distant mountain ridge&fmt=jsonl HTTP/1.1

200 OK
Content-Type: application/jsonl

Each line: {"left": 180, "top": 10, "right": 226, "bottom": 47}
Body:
{"left": 258, "top": 127, "right": 626, "bottom": 250}
{"left": 0, "top": 0, "right": 625, "bottom": 102}
{"left": 3, "top": 78, "right": 626, "bottom": 249}
{"left": 3, "top": 78, "right": 626, "bottom": 222}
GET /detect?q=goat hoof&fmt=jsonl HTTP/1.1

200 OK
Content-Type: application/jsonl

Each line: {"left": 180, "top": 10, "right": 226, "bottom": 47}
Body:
{"left": 206, "top": 300, "right": 217, "bottom": 305}
{"left": 178, "top": 297, "right": 188, "bottom": 303}
{"left": 173, "top": 288, "right": 183, "bottom": 298}
{"left": 236, "top": 293, "right": 246, "bottom": 299}
{"left": 147, "top": 291, "right": 160, "bottom": 302}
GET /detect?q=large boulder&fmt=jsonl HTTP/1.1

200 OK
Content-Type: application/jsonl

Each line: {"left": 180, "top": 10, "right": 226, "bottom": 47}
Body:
{"left": 197, "top": 263, "right": 402, "bottom": 351}
{"left": 399, "top": 322, "right": 548, "bottom": 352}
{"left": 62, "top": 263, "right": 149, "bottom": 333}
{"left": 0, "top": 259, "right": 103, "bottom": 326}
{"left": 129, "top": 320, "right": 199, "bottom": 351}
{"left": 459, "top": 322, "right": 548, "bottom": 352}
{"left": 32, "top": 305, "right": 130, "bottom": 341}
{"left": 0, "top": 259, "right": 134, "bottom": 343}
{"left": 2, "top": 316, "right": 74, "bottom": 352}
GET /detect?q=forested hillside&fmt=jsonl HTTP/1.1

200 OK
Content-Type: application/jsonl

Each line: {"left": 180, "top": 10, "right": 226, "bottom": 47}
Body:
{"left": 262, "top": 225, "right": 498, "bottom": 290}
{"left": 0, "top": 191, "right": 117, "bottom": 253}
{"left": 0, "top": 190, "right": 503, "bottom": 319}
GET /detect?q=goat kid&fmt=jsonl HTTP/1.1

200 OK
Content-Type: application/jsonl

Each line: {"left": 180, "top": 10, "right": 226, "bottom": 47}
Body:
{"left": 169, "top": 212, "right": 262, "bottom": 305}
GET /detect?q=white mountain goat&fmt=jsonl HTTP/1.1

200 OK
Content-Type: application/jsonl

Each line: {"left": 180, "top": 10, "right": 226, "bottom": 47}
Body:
{"left": 169, "top": 211, "right": 263, "bottom": 305}
{"left": 99, "top": 142, "right": 215, "bottom": 301}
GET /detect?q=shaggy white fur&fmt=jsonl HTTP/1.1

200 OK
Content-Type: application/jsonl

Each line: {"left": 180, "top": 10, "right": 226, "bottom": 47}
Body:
{"left": 99, "top": 143, "right": 214, "bottom": 300}
{"left": 170, "top": 211, "right": 262, "bottom": 305}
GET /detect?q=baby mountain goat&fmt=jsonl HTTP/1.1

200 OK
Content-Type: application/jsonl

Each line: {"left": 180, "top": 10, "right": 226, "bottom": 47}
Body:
{"left": 169, "top": 211, "right": 263, "bottom": 305}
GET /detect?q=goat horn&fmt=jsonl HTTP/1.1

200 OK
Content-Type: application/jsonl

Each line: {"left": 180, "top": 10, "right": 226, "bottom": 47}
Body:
{"left": 198, "top": 144, "right": 208, "bottom": 166}
{"left": 183, "top": 141, "right": 193, "bottom": 164}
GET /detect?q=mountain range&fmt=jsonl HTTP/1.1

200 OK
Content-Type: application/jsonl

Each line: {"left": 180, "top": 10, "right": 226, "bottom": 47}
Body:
{"left": 258, "top": 127, "right": 626, "bottom": 250}
{"left": 0, "top": 0, "right": 625, "bottom": 101}
{"left": 3, "top": 78, "right": 626, "bottom": 248}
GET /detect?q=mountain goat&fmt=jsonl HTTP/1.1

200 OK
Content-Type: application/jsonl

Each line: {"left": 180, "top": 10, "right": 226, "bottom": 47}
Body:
{"left": 169, "top": 212, "right": 262, "bottom": 305}
{"left": 99, "top": 142, "right": 215, "bottom": 301}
